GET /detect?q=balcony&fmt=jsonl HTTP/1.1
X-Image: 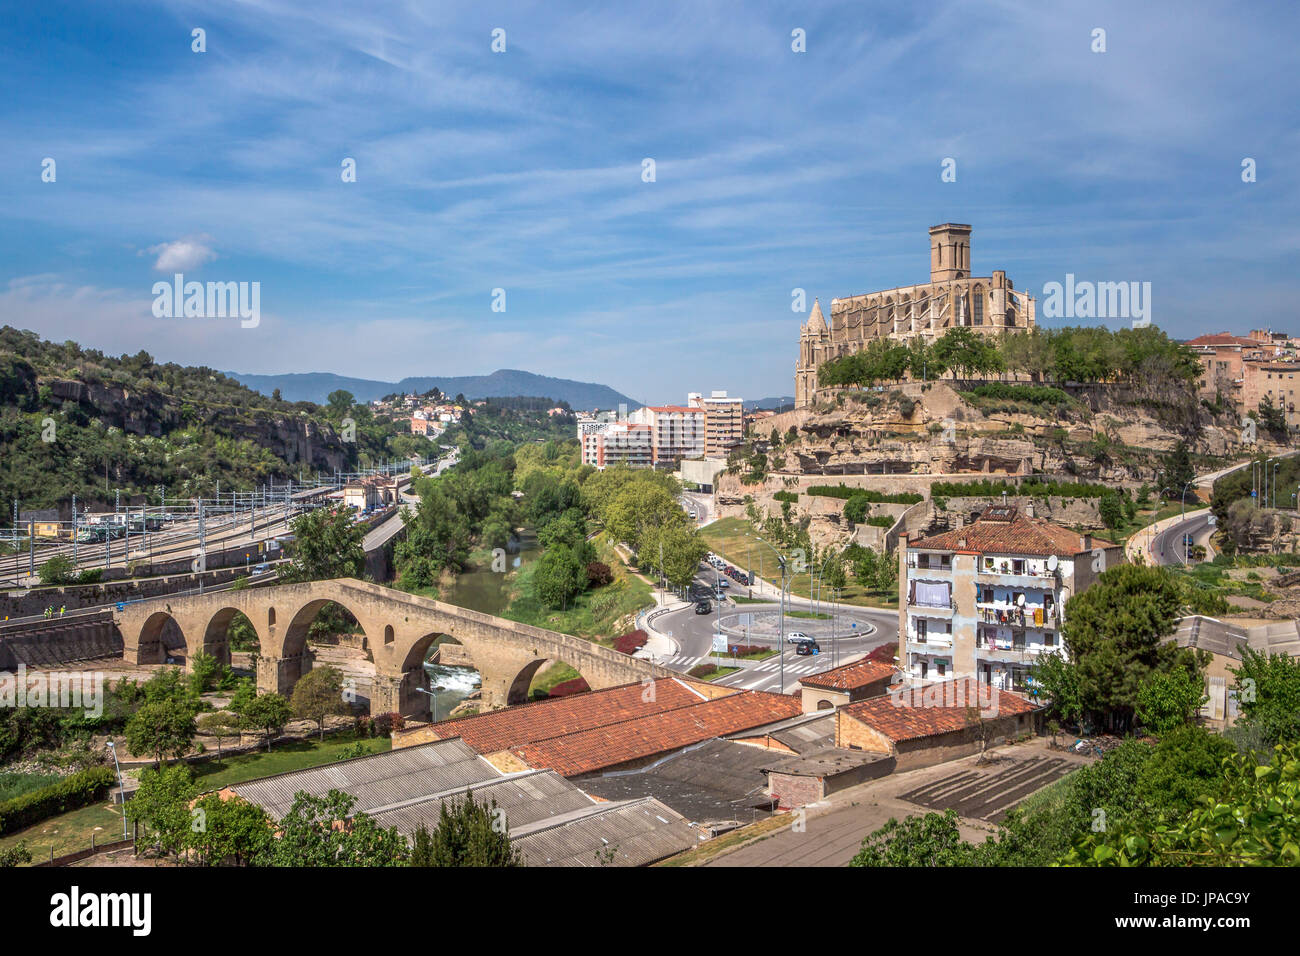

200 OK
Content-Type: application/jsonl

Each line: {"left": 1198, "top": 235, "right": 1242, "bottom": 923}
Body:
{"left": 976, "top": 567, "right": 1058, "bottom": 590}
{"left": 975, "top": 636, "right": 1057, "bottom": 664}
{"left": 910, "top": 635, "right": 954, "bottom": 651}
{"left": 976, "top": 604, "right": 1060, "bottom": 629}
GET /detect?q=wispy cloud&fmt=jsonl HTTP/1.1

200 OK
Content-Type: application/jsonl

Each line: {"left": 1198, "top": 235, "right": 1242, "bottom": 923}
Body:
{"left": 0, "top": 0, "right": 1296, "bottom": 402}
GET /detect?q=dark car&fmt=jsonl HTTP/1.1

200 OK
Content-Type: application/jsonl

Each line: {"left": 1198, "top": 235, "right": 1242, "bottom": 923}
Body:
{"left": 796, "top": 640, "right": 821, "bottom": 656}
{"left": 695, "top": 600, "right": 712, "bottom": 614}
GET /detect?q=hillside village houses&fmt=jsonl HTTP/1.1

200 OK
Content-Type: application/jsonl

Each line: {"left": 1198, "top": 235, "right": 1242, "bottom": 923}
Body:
{"left": 897, "top": 504, "right": 1125, "bottom": 692}
{"left": 1186, "top": 328, "right": 1300, "bottom": 432}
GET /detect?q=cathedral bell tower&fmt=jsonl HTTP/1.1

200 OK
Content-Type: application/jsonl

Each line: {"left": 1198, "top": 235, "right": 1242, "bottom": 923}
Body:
{"left": 929, "top": 223, "right": 972, "bottom": 282}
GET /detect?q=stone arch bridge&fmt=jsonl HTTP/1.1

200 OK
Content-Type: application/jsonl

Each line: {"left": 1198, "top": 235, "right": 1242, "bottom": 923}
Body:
{"left": 115, "top": 579, "right": 672, "bottom": 715}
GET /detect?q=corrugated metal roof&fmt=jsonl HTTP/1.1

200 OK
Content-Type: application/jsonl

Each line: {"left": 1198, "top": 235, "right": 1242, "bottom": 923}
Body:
{"left": 513, "top": 797, "right": 698, "bottom": 867}
{"left": 368, "top": 770, "right": 593, "bottom": 837}
{"left": 228, "top": 738, "right": 498, "bottom": 820}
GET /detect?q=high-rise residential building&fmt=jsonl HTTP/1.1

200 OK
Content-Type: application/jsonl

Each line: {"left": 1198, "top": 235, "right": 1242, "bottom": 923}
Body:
{"left": 579, "top": 421, "right": 654, "bottom": 469}
{"left": 627, "top": 405, "right": 706, "bottom": 464}
{"left": 897, "top": 504, "right": 1124, "bottom": 692}
{"left": 688, "top": 390, "right": 745, "bottom": 458}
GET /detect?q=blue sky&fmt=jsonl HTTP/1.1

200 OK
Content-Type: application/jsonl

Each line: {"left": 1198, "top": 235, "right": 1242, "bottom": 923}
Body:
{"left": 1, "top": 0, "right": 1296, "bottom": 405}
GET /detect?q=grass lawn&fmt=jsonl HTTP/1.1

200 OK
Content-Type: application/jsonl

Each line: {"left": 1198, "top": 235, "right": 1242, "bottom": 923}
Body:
{"left": 0, "top": 732, "right": 393, "bottom": 865}
{"left": 701, "top": 517, "right": 899, "bottom": 610}
{"left": 191, "top": 731, "right": 392, "bottom": 791}
{"left": 785, "top": 609, "right": 831, "bottom": 621}
{"left": 0, "top": 771, "right": 60, "bottom": 803}
{"left": 0, "top": 799, "right": 128, "bottom": 864}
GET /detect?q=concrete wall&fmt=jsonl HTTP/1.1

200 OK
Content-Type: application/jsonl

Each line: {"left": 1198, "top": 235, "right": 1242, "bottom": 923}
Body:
{"left": 1, "top": 566, "right": 251, "bottom": 619}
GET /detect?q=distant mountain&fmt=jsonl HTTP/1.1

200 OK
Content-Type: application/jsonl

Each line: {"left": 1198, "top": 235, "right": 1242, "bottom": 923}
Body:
{"left": 746, "top": 396, "right": 795, "bottom": 412}
{"left": 227, "top": 368, "right": 641, "bottom": 411}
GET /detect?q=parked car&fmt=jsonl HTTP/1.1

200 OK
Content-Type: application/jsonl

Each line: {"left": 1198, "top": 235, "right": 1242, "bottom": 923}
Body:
{"left": 796, "top": 640, "right": 821, "bottom": 656}
{"left": 252, "top": 563, "right": 269, "bottom": 575}
{"left": 786, "top": 631, "right": 812, "bottom": 644}
{"left": 695, "top": 600, "right": 712, "bottom": 614}
{"left": 715, "top": 578, "right": 729, "bottom": 588}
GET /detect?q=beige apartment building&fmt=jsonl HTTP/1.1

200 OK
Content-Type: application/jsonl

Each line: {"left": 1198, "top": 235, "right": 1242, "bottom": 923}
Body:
{"left": 897, "top": 505, "right": 1124, "bottom": 692}
{"left": 795, "top": 223, "right": 1037, "bottom": 407}
{"left": 579, "top": 421, "right": 654, "bottom": 469}
{"left": 688, "top": 390, "right": 745, "bottom": 457}
{"left": 1187, "top": 329, "right": 1300, "bottom": 431}
{"left": 627, "top": 404, "right": 706, "bottom": 464}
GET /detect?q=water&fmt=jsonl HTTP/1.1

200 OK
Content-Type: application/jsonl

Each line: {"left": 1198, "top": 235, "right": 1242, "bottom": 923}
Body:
{"left": 438, "top": 531, "right": 539, "bottom": 616}
{"left": 419, "top": 532, "right": 541, "bottom": 715}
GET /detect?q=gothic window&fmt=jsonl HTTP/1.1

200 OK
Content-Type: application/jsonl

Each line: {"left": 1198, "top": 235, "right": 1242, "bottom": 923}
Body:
{"left": 972, "top": 287, "right": 984, "bottom": 326}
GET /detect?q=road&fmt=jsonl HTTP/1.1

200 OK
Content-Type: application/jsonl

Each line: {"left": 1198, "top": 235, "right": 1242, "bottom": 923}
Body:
{"left": 649, "top": 556, "right": 898, "bottom": 694}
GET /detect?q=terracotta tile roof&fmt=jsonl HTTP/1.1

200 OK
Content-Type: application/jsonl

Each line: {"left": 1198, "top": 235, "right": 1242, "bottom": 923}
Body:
{"left": 841, "top": 678, "right": 1041, "bottom": 743}
{"left": 908, "top": 506, "right": 1114, "bottom": 557}
{"left": 511, "top": 691, "right": 803, "bottom": 777}
{"left": 799, "top": 657, "right": 898, "bottom": 692}
{"left": 1184, "top": 333, "right": 1257, "bottom": 347}
{"left": 425, "top": 679, "right": 711, "bottom": 754}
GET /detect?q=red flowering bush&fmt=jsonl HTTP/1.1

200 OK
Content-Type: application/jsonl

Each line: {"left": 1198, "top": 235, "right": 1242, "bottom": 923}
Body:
{"left": 548, "top": 677, "right": 591, "bottom": 698}
{"left": 613, "top": 629, "right": 649, "bottom": 655}
{"left": 866, "top": 642, "right": 898, "bottom": 665}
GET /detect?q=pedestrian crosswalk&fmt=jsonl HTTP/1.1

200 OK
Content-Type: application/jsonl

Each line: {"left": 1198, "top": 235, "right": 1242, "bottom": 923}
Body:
{"left": 661, "top": 654, "right": 829, "bottom": 676}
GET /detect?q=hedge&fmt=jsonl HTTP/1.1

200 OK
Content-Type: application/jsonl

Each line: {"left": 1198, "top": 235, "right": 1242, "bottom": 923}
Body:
{"left": 0, "top": 766, "right": 116, "bottom": 836}
{"left": 964, "top": 383, "right": 1071, "bottom": 406}
{"left": 773, "top": 491, "right": 799, "bottom": 504}
{"left": 805, "top": 484, "right": 923, "bottom": 504}
{"left": 929, "top": 478, "right": 1109, "bottom": 499}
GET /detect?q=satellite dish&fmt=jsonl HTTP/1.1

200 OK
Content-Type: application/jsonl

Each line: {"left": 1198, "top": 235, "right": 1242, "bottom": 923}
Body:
{"left": 1047, "top": 554, "right": 1059, "bottom": 572}
{"left": 1017, "top": 593, "right": 1026, "bottom": 607}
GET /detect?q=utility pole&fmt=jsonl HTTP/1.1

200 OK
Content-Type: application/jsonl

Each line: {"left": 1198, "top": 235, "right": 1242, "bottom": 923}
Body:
{"left": 72, "top": 494, "right": 78, "bottom": 565}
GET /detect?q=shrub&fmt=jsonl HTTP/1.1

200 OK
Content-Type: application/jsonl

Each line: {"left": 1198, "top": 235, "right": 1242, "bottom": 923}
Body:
{"left": 612, "top": 629, "right": 649, "bottom": 655}
{"left": 372, "top": 713, "right": 405, "bottom": 738}
{"left": 688, "top": 663, "right": 718, "bottom": 678}
{"left": 806, "top": 485, "right": 923, "bottom": 504}
{"left": 547, "top": 677, "right": 591, "bottom": 697}
{"left": 0, "top": 767, "right": 116, "bottom": 836}
{"left": 773, "top": 491, "right": 798, "bottom": 504}
{"left": 585, "top": 561, "right": 613, "bottom": 587}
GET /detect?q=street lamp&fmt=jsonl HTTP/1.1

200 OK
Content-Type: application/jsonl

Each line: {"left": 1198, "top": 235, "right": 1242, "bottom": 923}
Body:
{"left": 747, "top": 533, "right": 790, "bottom": 694}
{"left": 106, "top": 740, "right": 127, "bottom": 840}
{"left": 415, "top": 684, "right": 446, "bottom": 722}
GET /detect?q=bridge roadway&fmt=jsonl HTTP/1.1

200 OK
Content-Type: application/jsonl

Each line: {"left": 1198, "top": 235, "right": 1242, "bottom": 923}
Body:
{"left": 115, "top": 577, "right": 674, "bottom": 714}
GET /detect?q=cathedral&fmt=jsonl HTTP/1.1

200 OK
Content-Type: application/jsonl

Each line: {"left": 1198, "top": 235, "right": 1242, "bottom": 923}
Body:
{"left": 795, "top": 224, "right": 1037, "bottom": 407}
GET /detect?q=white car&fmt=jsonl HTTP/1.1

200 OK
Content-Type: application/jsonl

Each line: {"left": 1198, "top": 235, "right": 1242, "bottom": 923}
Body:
{"left": 786, "top": 632, "right": 813, "bottom": 644}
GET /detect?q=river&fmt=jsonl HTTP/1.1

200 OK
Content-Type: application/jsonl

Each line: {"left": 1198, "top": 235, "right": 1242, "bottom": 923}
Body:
{"left": 419, "top": 531, "right": 540, "bottom": 716}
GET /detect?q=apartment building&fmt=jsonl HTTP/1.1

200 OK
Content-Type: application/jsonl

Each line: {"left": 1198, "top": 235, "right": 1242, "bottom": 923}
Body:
{"left": 627, "top": 405, "right": 706, "bottom": 464}
{"left": 687, "top": 390, "right": 745, "bottom": 457}
{"left": 897, "top": 504, "right": 1124, "bottom": 692}
{"left": 579, "top": 421, "right": 654, "bottom": 469}
{"left": 1187, "top": 329, "right": 1300, "bottom": 430}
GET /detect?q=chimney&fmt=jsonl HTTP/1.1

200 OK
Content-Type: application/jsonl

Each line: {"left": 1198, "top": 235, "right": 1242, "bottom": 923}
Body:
{"left": 1024, "top": 500, "right": 1035, "bottom": 518}
{"left": 1079, "top": 534, "right": 1092, "bottom": 551}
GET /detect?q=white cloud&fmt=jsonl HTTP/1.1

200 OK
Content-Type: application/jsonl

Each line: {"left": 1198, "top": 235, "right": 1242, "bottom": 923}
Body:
{"left": 146, "top": 236, "right": 217, "bottom": 273}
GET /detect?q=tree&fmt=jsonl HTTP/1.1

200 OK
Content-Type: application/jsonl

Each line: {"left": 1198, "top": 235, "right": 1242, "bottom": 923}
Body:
{"left": 197, "top": 711, "right": 241, "bottom": 763}
{"left": 326, "top": 389, "right": 356, "bottom": 417}
{"left": 1058, "top": 564, "right": 1204, "bottom": 733}
{"left": 850, "top": 810, "right": 978, "bottom": 867}
{"left": 125, "top": 697, "right": 197, "bottom": 767}
{"left": 279, "top": 506, "right": 367, "bottom": 583}
{"left": 843, "top": 494, "right": 871, "bottom": 525}
{"left": 1229, "top": 648, "right": 1300, "bottom": 748}
{"left": 0, "top": 843, "right": 31, "bottom": 867}
{"left": 1097, "top": 492, "right": 1124, "bottom": 529}
{"left": 258, "top": 790, "right": 409, "bottom": 866}
{"left": 1162, "top": 444, "right": 1195, "bottom": 496}
{"left": 38, "top": 554, "right": 76, "bottom": 586}
{"left": 533, "top": 543, "right": 586, "bottom": 610}
{"left": 408, "top": 793, "right": 523, "bottom": 867}
{"left": 187, "top": 792, "right": 273, "bottom": 866}
{"left": 290, "top": 666, "right": 349, "bottom": 740}
{"left": 1061, "top": 741, "right": 1300, "bottom": 866}
{"left": 1135, "top": 667, "right": 1207, "bottom": 734}
{"left": 126, "top": 763, "right": 198, "bottom": 856}
{"left": 241, "top": 692, "right": 293, "bottom": 751}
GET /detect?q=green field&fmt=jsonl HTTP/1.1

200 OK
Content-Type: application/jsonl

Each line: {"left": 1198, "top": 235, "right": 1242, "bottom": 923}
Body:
{"left": 0, "top": 731, "right": 393, "bottom": 864}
